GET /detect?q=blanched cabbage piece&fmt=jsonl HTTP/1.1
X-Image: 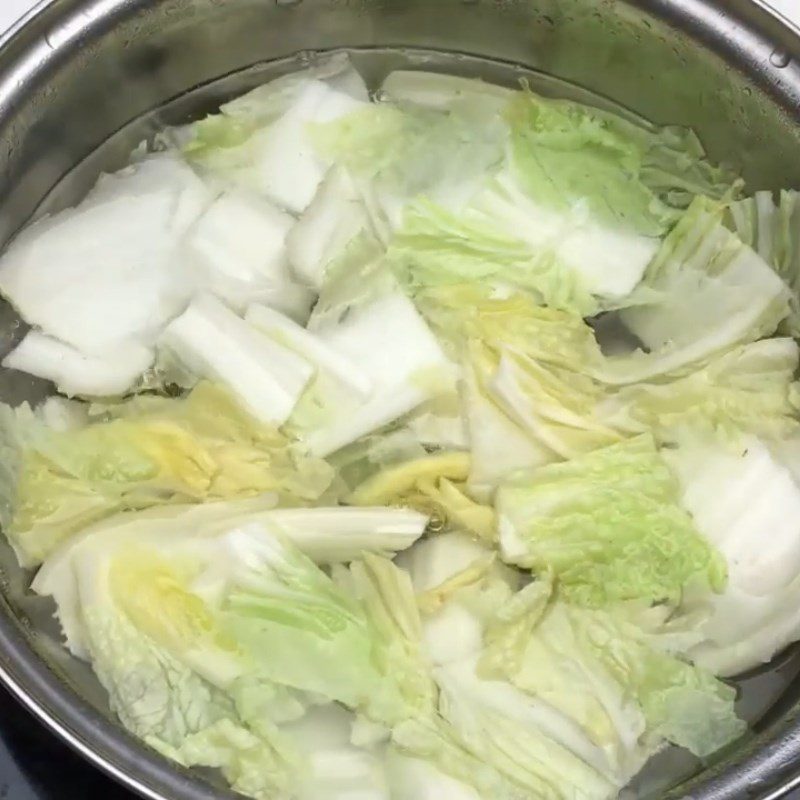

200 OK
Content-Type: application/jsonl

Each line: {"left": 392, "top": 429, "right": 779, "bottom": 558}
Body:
{"left": 387, "top": 196, "right": 600, "bottom": 315}
{"left": 0, "top": 382, "right": 335, "bottom": 566}
{"left": 508, "top": 601, "right": 745, "bottom": 761}
{"left": 393, "top": 535, "right": 742, "bottom": 798}
{"left": 246, "top": 302, "right": 374, "bottom": 438}
{"left": 184, "top": 54, "right": 369, "bottom": 213}
{"left": 34, "top": 498, "right": 428, "bottom": 659}
{"left": 314, "top": 290, "right": 448, "bottom": 398}
{"left": 726, "top": 189, "right": 800, "bottom": 333}
{"left": 246, "top": 291, "right": 453, "bottom": 457}
{"left": 159, "top": 294, "right": 314, "bottom": 426}
{"left": 404, "top": 393, "right": 471, "bottom": 451}
{"left": 437, "top": 565, "right": 741, "bottom": 765}
{"left": 667, "top": 435, "right": 800, "bottom": 676}
{"left": 465, "top": 172, "right": 658, "bottom": 304}
{"left": 0, "top": 153, "right": 211, "bottom": 358}
{"left": 340, "top": 553, "right": 439, "bottom": 726}
{"left": 353, "top": 79, "right": 735, "bottom": 310}
{"left": 69, "top": 523, "right": 303, "bottom": 799}
{"left": 416, "top": 283, "right": 604, "bottom": 372}
{"left": 3, "top": 332, "right": 154, "bottom": 398}
{"left": 182, "top": 187, "right": 314, "bottom": 319}
{"left": 610, "top": 198, "right": 791, "bottom": 383}
{"left": 398, "top": 532, "right": 505, "bottom": 667}
{"left": 434, "top": 658, "right": 618, "bottom": 800}
{"left": 302, "top": 289, "right": 453, "bottom": 457}
{"left": 496, "top": 598, "right": 650, "bottom": 784}
{"left": 496, "top": 435, "right": 726, "bottom": 607}
{"left": 489, "top": 347, "right": 622, "bottom": 460}
{"left": 285, "top": 705, "right": 390, "bottom": 800}
{"left": 216, "top": 529, "right": 387, "bottom": 709}
{"left": 247, "top": 303, "right": 372, "bottom": 399}
{"left": 417, "top": 284, "right": 603, "bottom": 487}
{"left": 314, "top": 77, "right": 639, "bottom": 307}
{"left": 38, "top": 519, "right": 433, "bottom": 732}
{"left": 385, "top": 748, "right": 481, "bottom": 800}
{"left": 311, "top": 89, "right": 510, "bottom": 232}
{"left": 391, "top": 715, "right": 530, "bottom": 800}
{"left": 505, "top": 91, "right": 729, "bottom": 239}
{"left": 347, "top": 451, "right": 496, "bottom": 544}
{"left": 380, "top": 71, "right": 514, "bottom": 112}
{"left": 470, "top": 320, "right": 799, "bottom": 462}
{"left": 316, "top": 71, "right": 733, "bottom": 309}
{"left": 598, "top": 338, "right": 800, "bottom": 442}
{"left": 286, "top": 165, "right": 371, "bottom": 290}
{"left": 463, "top": 352, "right": 556, "bottom": 496}
{"left": 394, "top": 545, "right": 614, "bottom": 800}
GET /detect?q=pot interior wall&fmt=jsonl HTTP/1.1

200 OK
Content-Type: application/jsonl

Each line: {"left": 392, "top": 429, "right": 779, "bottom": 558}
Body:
{"left": 1, "top": 2, "right": 800, "bottom": 799}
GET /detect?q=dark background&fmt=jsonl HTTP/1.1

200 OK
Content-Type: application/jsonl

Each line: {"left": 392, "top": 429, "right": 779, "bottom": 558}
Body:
{"left": 0, "top": 686, "right": 133, "bottom": 800}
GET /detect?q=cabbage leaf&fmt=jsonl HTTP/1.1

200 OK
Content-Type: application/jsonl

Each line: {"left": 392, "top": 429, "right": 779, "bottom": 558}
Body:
{"left": 0, "top": 382, "right": 334, "bottom": 565}
{"left": 496, "top": 435, "right": 726, "bottom": 607}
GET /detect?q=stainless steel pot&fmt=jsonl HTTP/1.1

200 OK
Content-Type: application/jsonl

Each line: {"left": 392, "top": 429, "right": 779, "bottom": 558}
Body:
{"left": 1, "top": 1, "right": 800, "bottom": 798}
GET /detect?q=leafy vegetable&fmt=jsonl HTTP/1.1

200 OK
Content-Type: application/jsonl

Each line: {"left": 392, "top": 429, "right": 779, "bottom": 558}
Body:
{"left": 432, "top": 658, "right": 619, "bottom": 800}
{"left": 284, "top": 705, "right": 391, "bottom": 800}
{"left": 0, "top": 382, "right": 334, "bottom": 565}
{"left": 3, "top": 332, "right": 154, "bottom": 398}
{"left": 612, "top": 197, "right": 790, "bottom": 383}
{"left": 508, "top": 600, "right": 745, "bottom": 761}
{"left": 302, "top": 289, "right": 452, "bottom": 457}
{"left": 416, "top": 283, "right": 603, "bottom": 371}
{"left": 69, "top": 527, "right": 302, "bottom": 800}
{"left": 0, "top": 153, "right": 210, "bottom": 355}
{"left": 726, "top": 189, "right": 800, "bottom": 333}
{"left": 220, "top": 530, "right": 385, "bottom": 708}
{"left": 462, "top": 351, "right": 555, "bottom": 495}
{"left": 345, "top": 553, "right": 438, "bottom": 725}
{"left": 385, "top": 747, "right": 482, "bottom": 800}
{"left": 388, "top": 197, "right": 598, "bottom": 315}
{"left": 489, "top": 347, "right": 621, "bottom": 460}
{"left": 184, "top": 54, "right": 369, "bottom": 213}
{"left": 666, "top": 435, "right": 800, "bottom": 676}
{"left": 380, "top": 70, "right": 514, "bottom": 112}
{"left": 286, "top": 166, "right": 370, "bottom": 290}
{"left": 33, "top": 498, "right": 428, "bottom": 659}
{"left": 182, "top": 188, "right": 313, "bottom": 319}
{"left": 496, "top": 435, "right": 726, "bottom": 606}
{"left": 245, "top": 302, "right": 373, "bottom": 440}
{"left": 506, "top": 92, "right": 734, "bottom": 238}
{"left": 347, "top": 451, "right": 495, "bottom": 541}
{"left": 310, "top": 89, "right": 509, "bottom": 230}
{"left": 39, "top": 519, "right": 435, "bottom": 753}
{"left": 599, "top": 338, "right": 800, "bottom": 442}
{"left": 159, "top": 294, "right": 314, "bottom": 426}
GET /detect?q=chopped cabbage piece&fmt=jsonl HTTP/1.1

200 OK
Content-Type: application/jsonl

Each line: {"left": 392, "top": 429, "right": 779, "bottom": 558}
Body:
{"left": 185, "top": 54, "right": 369, "bottom": 213}
{"left": 496, "top": 435, "right": 725, "bottom": 607}
{"left": 159, "top": 294, "right": 314, "bottom": 426}
{"left": 3, "top": 331, "right": 153, "bottom": 397}
{"left": 0, "top": 382, "right": 334, "bottom": 566}
{"left": 668, "top": 435, "right": 800, "bottom": 676}
{"left": 303, "top": 290, "right": 451, "bottom": 456}
{"left": 613, "top": 198, "right": 790, "bottom": 382}
{"left": 183, "top": 188, "right": 313, "bottom": 319}
{"left": 0, "top": 153, "right": 211, "bottom": 356}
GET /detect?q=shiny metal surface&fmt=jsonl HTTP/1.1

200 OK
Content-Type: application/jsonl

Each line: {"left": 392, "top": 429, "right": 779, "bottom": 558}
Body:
{"left": 1, "top": 1, "right": 800, "bottom": 799}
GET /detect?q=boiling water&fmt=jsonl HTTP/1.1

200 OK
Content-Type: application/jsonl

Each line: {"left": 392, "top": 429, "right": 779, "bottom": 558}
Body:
{"left": 8, "top": 46, "right": 800, "bottom": 800}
